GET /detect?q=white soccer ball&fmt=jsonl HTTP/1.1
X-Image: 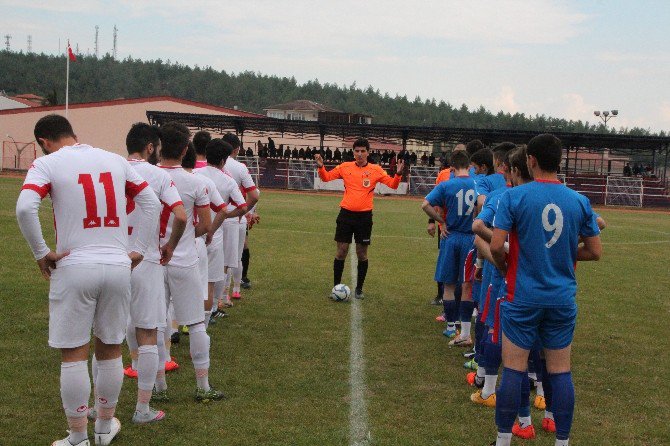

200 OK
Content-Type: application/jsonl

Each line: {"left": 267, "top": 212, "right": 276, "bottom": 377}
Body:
{"left": 331, "top": 284, "right": 351, "bottom": 301}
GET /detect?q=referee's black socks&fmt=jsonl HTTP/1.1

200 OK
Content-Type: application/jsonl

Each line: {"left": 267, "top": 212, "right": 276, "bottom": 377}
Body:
{"left": 334, "top": 258, "right": 345, "bottom": 286}
{"left": 356, "top": 260, "right": 368, "bottom": 292}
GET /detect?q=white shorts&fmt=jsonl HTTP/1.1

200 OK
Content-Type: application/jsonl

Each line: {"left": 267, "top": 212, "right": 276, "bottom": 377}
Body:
{"left": 49, "top": 264, "right": 131, "bottom": 349}
{"left": 221, "top": 219, "right": 244, "bottom": 268}
{"left": 164, "top": 264, "right": 205, "bottom": 326}
{"left": 196, "top": 238, "right": 208, "bottom": 301}
{"left": 207, "top": 240, "right": 226, "bottom": 282}
{"left": 129, "top": 261, "right": 166, "bottom": 329}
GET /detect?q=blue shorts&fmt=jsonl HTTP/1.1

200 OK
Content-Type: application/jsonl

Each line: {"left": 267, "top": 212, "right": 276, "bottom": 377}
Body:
{"left": 501, "top": 300, "right": 577, "bottom": 350}
{"left": 435, "top": 233, "right": 474, "bottom": 285}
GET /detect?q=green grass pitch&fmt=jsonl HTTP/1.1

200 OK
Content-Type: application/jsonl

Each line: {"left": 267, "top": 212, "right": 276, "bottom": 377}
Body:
{"left": 1, "top": 176, "right": 669, "bottom": 445}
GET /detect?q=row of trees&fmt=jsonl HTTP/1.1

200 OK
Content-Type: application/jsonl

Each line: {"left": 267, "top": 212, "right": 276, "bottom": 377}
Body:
{"left": 1, "top": 51, "right": 664, "bottom": 136}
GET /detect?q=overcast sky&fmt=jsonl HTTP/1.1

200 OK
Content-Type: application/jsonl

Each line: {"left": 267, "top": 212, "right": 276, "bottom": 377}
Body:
{"left": 3, "top": 0, "right": 669, "bottom": 132}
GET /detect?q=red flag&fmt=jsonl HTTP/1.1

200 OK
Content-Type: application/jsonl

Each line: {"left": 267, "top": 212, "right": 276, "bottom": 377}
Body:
{"left": 67, "top": 43, "right": 77, "bottom": 62}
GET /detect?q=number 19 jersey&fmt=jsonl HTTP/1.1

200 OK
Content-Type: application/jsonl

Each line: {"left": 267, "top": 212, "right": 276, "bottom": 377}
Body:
{"left": 493, "top": 179, "right": 600, "bottom": 307}
{"left": 425, "top": 175, "right": 477, "bottom": 234}
{"left": 21, "top": 144, "right": 150, "bottom": 267}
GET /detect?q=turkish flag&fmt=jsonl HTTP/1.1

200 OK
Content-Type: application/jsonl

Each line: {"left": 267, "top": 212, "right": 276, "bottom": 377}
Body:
{"left": 67, "top": 44, "right": 77, "bottom": 62}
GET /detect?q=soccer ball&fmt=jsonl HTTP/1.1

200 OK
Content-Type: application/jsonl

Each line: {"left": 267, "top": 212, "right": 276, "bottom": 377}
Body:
{"left": 331, "top": 284, "right": 351, "bottom": 301}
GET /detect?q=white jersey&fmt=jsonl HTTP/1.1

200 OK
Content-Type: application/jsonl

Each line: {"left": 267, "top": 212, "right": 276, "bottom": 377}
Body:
{"left": 17, "top": 144, "right": 160, "bottom": 267}
{"left": 195, "top": 172, "right": 225, "bottom": 239}
{"left": 127, "top": 159, "right": 182, "bottom": 264}
{"left": 223, "top": 156, "right": 257, "bottom": 220}
{"left": 194, "top": 165, "right": 246, "bottom": 237}
{"left": 159, "top": 166, "right": 209, "bottom": 268}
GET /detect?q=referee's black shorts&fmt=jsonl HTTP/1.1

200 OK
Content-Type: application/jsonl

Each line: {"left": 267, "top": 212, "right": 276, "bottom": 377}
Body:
{"left": 334, "top": 208, "right": 373, "bottom": 245}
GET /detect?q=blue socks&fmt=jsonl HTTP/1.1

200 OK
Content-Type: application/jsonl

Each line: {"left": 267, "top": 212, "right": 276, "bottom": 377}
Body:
{"left": 460, "top": 300, "right": 475, "bottom": 322}
{"left": 549, "top": 371, "right": 574, "bottom": 441}
{"left": 484, "top": 333, "right": 502, "bottom": 375}
{"left": 519, "top": 372, "right": 531, "bottom": 418}
{"left": 495, "top": 367, "right": 525, "bottom": 433}
{"left": 443, "top": 299, "right": 458, "bottom": 324}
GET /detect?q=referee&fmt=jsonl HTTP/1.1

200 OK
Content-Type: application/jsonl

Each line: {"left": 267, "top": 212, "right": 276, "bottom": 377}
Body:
{"left": 315, "top": 138, "right": 405, "bottom": 299}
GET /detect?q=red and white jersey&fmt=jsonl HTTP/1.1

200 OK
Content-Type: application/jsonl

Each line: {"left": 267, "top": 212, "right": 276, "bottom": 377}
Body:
{"left": 159, "top": 165, "right": 209, "bottom": 268}
{"left": 19, "top": 144, "right": 157, "bottom": 267}
{"left": 195, "top": 165, "right": 246, "bottom": 241}
{"left": 223, "top": 156, "right": 256, "bottom": 216}
{"left": 127, "top": 159, "right": 182, "bottom": 264}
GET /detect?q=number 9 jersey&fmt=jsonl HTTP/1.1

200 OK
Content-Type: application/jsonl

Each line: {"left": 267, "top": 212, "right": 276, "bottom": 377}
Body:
{"left": 20, "top": 144, "right": 151, "bottom": 267}
{"left": 493, "top": 179, "right": 601, "bottom": 307}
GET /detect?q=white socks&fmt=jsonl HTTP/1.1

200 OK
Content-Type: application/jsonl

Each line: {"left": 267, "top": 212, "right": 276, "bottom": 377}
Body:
{"left": 231, "top": 266, "right": 242, "bottom": 292}
{"left": 518, "top": 416, "right": 532, "bottom": 428}
{"left": 61, "top": 361, "right": 90, "bottom": 444}
{"left": 460, "top": 321, "right": 471, "bottom": 339}
{"left": 93, "top": 357, "right": 123, "bottom": 434}
{"left": 496, "top": 432, "right": 512, "bottom": 446}
{"left": 482, "top": 374, "right": 498, "bottom": 399}
{"left": 536, "top": 381, "right": 545, "bottom": 397}
{"left": 136, "top": 345, "right": 159, "bottom": 413}
{"left": 189, "top": 323, "right": 210, "bottom": 391}
{"left": 126, "top": 325, "right": 139, "bottom": 369}
{"left": 555, "top": 440, "right": 569, "bottom": 446}
{"left": 476, "top": 366, "right": 486, "bottom": 379}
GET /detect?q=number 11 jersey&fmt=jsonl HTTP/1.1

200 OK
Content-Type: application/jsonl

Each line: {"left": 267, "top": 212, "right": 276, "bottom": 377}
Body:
{"left": 493, "top": 179, "right": 600, "bottom": 307}
{"left": 21, "top": 144, "right": 150, "bottom": 267}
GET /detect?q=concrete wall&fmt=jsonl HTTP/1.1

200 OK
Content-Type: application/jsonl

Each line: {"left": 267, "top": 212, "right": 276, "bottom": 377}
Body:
{"left": 0, "top": 99, "right": 244, "bottom": 157}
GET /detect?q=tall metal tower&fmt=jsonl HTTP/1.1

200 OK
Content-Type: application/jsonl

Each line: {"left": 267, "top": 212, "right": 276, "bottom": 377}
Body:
{"left": 27, "top": 35, "right": 32, "bottom": 53}
{"left": 112, "top": 25, "right": 118, "bottom": 59}
{"left": 4, "top": 34, "right": 11, "bottom": 51}
{"left": 94, "top": 25, "right": 99, "bottom": 58}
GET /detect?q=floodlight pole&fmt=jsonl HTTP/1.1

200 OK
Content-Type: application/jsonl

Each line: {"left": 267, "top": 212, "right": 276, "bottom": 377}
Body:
{"left": 593, "top": 110, "right": 618, "bottom": 129}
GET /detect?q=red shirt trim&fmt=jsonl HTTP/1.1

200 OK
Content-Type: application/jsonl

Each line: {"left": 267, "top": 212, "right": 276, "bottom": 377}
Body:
{"left": 242, "top": 185, "right": 257, "bottom": 193}
{"left": 161, "top": 200, "right": 183, "bottom": 211}
{"left": 211, "top": 203, "right": 226, "bottom": 212}
{"left": 22, "top": 183, "right": 51, "bottom": 199}
{"left": 505, "top": 230, "right": 520, "bottom": 302}
{"left": 194, "top": 203, "right": 210, "bottom": 209}
{"left": 125, "top": 181, "right": 149, "bottom": 199}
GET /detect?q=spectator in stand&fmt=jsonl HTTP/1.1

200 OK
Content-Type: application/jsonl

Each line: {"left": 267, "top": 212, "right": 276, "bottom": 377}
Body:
{"left": 410, "top": 151, "right": 418, "bottom": 165}
{"left": 623, "top": 163, "right": 632, "bottom": 177}
{"left": 284, "top": 146, "right": 290, "bottom": 158}
{"left": 257, "top": 140, "right": 262, "bottom": 153}
{"left": 421, "top": 152, "right": 428, "bottom": 165}
{"left": 325, "top": 147, "right": 333, "bottom": 160}
{"left": 268, "top": 137, "right": 276, "bottom": 156}
{"left": 291, "top": 147, "right": 299, "bottom": 159}
{"left": 389, "top": 151, "right": 397, "bottom": 174}
{"left": 334, "top": 148, "right": 342, "bottom": 162}
{"left": 429, "top": 153, "right": 435, "bottom": 167}
{"left": 299, "top": 147, "right": 306, "bottom": 159}
{"left": 246, "top": 147, "right": 254, "bottom": 157}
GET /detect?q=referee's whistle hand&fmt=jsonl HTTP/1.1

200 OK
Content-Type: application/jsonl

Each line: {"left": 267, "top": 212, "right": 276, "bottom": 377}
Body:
{"left": 314, "top": 154, "right": 324, "bottom": 167}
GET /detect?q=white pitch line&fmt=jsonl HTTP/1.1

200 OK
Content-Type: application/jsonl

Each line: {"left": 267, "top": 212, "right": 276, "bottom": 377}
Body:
{"left": 348, "top": 248, "right": 370, "bottom": 446}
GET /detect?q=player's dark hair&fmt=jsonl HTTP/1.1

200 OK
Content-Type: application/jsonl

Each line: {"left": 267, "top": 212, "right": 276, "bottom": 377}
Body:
{"left": 159, "top": 122, "right": 190, "bottom": 160}
{"left": 465, "top": 139, "right": 484, "bottom": 156}
{"left": 450, "top": 150, "right": 470, "bottom": 170}
{"left": 353, "top": 138, "right": 370, "bottom": 150}
{"left": 181, "top": 142, "right": 196, "bottom": 169}
{"left": 471, "top": 148, "right": 494, "bottom": 175}
{"left": 222, "top": 132, "right": 241, "bottom": 150}
{"left": 193, "top": 130, "right": 212, "bottom": 156}
{"left": 492, "top": 142, "right": 516, "bottom": 163}
{"left": 206, "top": 138, "right": 233, "bottom": 166}
{"left": 126, "top": 122, "right": 161, "bottom": 155}
{"left": 34, "top": 114, "right": 75, "bottom": 142}
{"left": 527, "top": 134, "right": 562, "bottom": 172}
{"left": 509, "top": 147, "right": 532, "bottom": 181}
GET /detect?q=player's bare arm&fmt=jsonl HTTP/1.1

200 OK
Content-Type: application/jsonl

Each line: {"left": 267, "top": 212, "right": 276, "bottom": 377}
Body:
{"left": 195, "top": 205, "right": 212, "bottom": 238}
{"left": 245, "top": 188, "right": 260, "bottom": 209}
{"left": 472, "top": 218, "right": 493, "bottom": 243}
{"left": 160, "top": 203, "right": 187, "bottom": 265}
{"left": 421, "top": 200, "right": 447, "bottom": 238}
{"left": 490, "top": 227, "right": 509, "bottom": 274}
{"left": 396, "top": 158, "right": 405, "bottom": 175}
{"left": 576, "top": 235, "right": 602, "bottom": 261}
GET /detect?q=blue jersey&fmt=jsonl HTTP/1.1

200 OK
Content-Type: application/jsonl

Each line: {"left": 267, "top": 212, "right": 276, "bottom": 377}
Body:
{"left": 426, "top": 176, "right": 476, "bottom": 234}
{"left": 493, "top": 180, "right": 600, "bottom": 307}
{"left": 476, "top": 186, "right": 509, "bottom": 227}
{"left": 476, "top": 173, "right": 507, "bottom": 198}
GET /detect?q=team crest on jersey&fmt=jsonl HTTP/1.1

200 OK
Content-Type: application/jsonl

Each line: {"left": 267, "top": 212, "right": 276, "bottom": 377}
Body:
{"left": 362, "top": 178, "right": 371, "bottom": 188}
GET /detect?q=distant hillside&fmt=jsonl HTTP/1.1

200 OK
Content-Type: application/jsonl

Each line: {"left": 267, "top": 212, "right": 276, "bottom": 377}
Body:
{"left": 0, "top": 51, "right": 660, "bottom": 136}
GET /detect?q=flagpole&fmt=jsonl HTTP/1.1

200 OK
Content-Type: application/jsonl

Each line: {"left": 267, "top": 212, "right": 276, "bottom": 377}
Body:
{"left": 65, "top": 40, "right": 70, "bottom": 118}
